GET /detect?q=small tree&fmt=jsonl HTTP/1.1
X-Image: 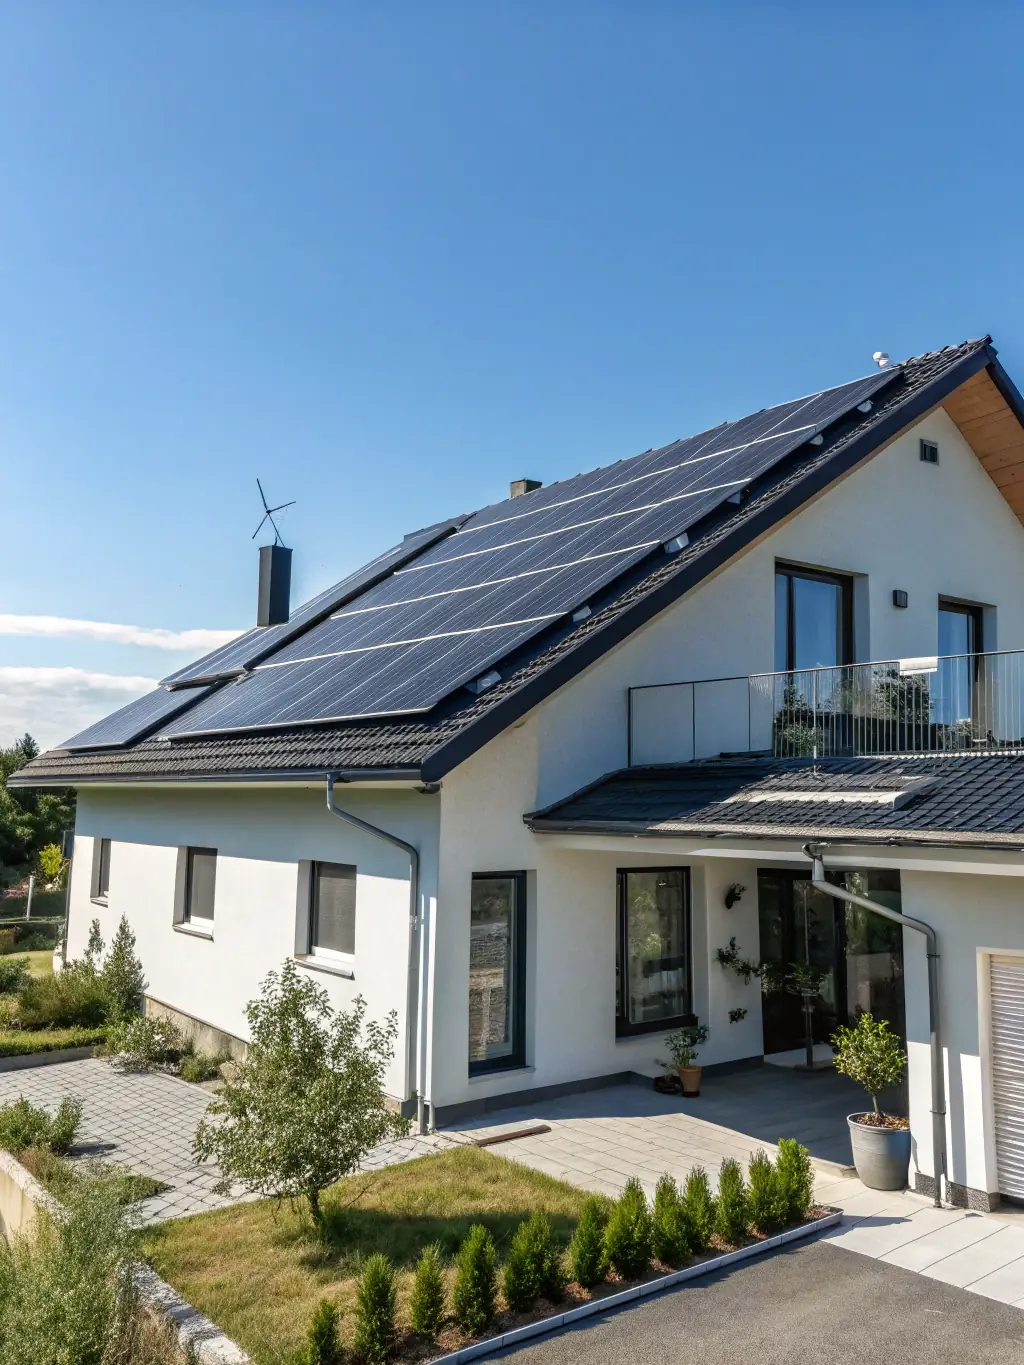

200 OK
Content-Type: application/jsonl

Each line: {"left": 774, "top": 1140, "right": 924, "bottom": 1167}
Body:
{"left": 100, "top": 916, "right": 146, "bottom": 1023}
{"left": 652, "top": 1175, "right": 690, "bottom": 1266}
{"left": 354, "top": 1255, "right": 397, "bottom": 1365}
{"left": 301, "top": 1299, "right": 342, "bottom": 1365}
{"left": 36, "top": 843, "right": 67, "bottom": 888}
{"left": 681, "top": 1167, "right": 716, "bottom": 1252}
{"left": 715, "top": 1158, "right": 749, "bottom": 1245}
{"left": 502, "top": 1219, "right": 541, "bottom": 1311}
{"left": 568, "top": 1198, "right": 607, "bottom": 1288}
{"left": 747, "top": 1151, "right": 786, "bottom": 1235}
{"left": 452, "top": 1225, "right": 497, "bottom": 1335}
{"left": 410, "top": 1243, "right": 446, "bottom": 1339}
{"left": 603, "top": 1177, "right": 653, "bottom": 1280}
{"left": 775, "top": 1139, "right": 814, "bottom": 1224}
{"left": 193, "top": 961, "right": 410, "bottom": 1229}
{"left": 84, "top": 919, "right": 105, "bottom": 971}
{"left": 831, "top": 1012, "right": 907, "bottom": 1122}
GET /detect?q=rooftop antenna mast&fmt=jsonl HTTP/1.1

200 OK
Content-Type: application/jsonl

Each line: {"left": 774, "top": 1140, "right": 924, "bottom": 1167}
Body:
{"left": 252, "top": 478, "right": 296, "bottom": 547}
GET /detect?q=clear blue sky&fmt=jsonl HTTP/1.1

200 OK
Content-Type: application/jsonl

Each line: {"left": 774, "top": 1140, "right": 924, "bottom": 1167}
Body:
{"left": 2, "top": 2, "right": 1023, "bottom": 745}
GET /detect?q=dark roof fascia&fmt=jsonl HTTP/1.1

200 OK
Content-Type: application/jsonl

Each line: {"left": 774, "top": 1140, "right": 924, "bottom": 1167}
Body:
{"left": 985, "top": 351, "right": 1024, "bottom": 433}
{"left": 420, "top": 343, "right": 995, "bottom": 783}
{"left": 6, "top": 765, "right": 425, "bottom": 790}
{"left": 524, "top": 816, "right": 1024, "bottom": 853}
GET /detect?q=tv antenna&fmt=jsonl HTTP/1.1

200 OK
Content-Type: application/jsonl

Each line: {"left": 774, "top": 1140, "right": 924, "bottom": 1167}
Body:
{"left": 252, "top": 478, "right": 295, "bottom": 546}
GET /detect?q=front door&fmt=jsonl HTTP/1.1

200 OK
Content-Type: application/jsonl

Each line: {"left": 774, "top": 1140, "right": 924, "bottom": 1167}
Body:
{"left": 757, "top": 868, "right": 905, "bottom": 1056}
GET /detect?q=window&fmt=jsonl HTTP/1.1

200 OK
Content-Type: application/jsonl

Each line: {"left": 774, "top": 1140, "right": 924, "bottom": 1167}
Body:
{"left": 936, "top": 599, "right": 985, "bottom": 726}
{"left": 91, "top": 838, "right": 111, "bottom": 902}
{"left": 616, "top": 868, "right": 692, "bottom": 1037}
{"left": 184, "top": 847, "right": 217, "bottom": 926}
{"left": 774, "top": 564, "right": 853, "bottom": 673}
{"left": 468, "top": 872, "right": 526, "bottom": 1074}
{"left": 920, "top": 439, "right": 939, "bottom": 465}
{"left": 938, "top": 599, "right": 983, "bottom": 657}
{"left": 309, "top": 862, "right": 356, "bottom": 962}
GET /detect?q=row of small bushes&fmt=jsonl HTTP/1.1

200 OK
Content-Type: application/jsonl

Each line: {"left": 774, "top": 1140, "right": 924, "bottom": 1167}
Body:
{"left": 300, "top": 1140, "right": 815, "bottom": 1365}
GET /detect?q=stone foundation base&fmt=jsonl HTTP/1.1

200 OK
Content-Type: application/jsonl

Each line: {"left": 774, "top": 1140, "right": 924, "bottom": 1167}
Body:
{"left": 913, "top": 1170, "right": 1001, "bottom": 1212}
{"left": 145, "top": 996, "right": 248, "bottom": 1063}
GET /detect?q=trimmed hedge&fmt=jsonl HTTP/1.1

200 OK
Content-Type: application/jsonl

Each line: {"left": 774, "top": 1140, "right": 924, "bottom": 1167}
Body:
{"left": 0, "top": 1026, "right": 107, "bottom": 1058}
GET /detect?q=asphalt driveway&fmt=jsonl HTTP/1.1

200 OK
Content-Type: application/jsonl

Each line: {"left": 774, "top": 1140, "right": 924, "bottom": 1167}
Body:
{"left": 499, "top": 1239, "right": 1024, "bottom": 1364}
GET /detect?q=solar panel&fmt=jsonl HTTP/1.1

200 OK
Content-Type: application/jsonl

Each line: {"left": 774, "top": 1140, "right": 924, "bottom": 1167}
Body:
{"left": 60, "top": 684, "right": 214, "bottom": 751}
{"left": 161, "top": 516, "right": 468, "bottom": 687}
{"left": 165, "top": 368, "right": 899, "bottom": 736}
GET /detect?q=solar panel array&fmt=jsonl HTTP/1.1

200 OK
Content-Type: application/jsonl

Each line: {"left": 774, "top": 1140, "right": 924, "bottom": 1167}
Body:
{"left": 153, "top": 368, "right": 896, "bottom": 740}
{"left": 58, "top": 683, "right": 214, "bottom": 751}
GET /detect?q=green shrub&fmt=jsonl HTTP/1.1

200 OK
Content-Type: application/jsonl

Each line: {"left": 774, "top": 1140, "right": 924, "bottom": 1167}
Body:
{"left": 410, "top": 1242, "right": 446, "bottom": 1339}
{"left": 452, "top": 1224, "right": 497, "bottom": 1335}
{"left": 105, "top": 1015, "right": 186, "bottom": 1072}
{"left": 100, "top": 915, "right": 146, "bottom": 1023}
{"left": 178, "top": 1051, "right": 223, "bottom": 1083}
{"left": 652, "top": 1174, "right": 690, "bottom": 1267}
{"left": 0, "top": 1095, "right": 82, "bottom": 1156}
{"left": 775, "top": 1138, "right": 814, "bottom": 1225}
{"left": 300, "top": 1297, "right": 342, "bottom": 1365}
{"left": 353, "top": 1253, "right": 397, "bottom": 1364}
{"left": 502, "top": 1219, "right": 541, "bottom": 1311}
{"left": 715, "top": 1158, "right": 749, "bottom": 1245}
{"left": 17, "top": 963, "right": 106, "bottom": 1029}
{"left": 0, "top": 957, "right": 29, "bottom": 996}
{"left": 748, "top": 1150, "right": 786, "bottom": 1235}
{"left": 603, "top": 1177, "right": 653, "bottom": 1280}
{"left": 681, "top": 1166, "right": 716, "bottom": 1252}
{"left": 568, "top": 1197, "right": 608, "bottom": 1288}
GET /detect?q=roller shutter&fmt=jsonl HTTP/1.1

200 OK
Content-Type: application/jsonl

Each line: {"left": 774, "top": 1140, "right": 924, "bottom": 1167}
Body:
{"left": 990, "top": 955, "right": 1024, "bottom": 1199}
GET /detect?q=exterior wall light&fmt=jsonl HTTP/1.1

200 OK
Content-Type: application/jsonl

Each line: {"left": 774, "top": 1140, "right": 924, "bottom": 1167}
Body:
{"left": 892, "top": 590, "right": 909, "bottom": 609}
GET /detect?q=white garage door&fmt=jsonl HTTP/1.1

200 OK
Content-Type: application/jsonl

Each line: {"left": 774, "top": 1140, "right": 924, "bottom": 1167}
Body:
{"left": 991, "top": 955, "right": 1024, "bottom": 1199}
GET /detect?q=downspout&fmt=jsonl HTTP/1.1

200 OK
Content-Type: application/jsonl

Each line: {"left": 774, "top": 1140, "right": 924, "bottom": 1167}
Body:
{"left": 804, "top": 842, "right": 946, "bottom": 1208}
{"left": 326, "top": 775, "right": 426, "bottom": 1134}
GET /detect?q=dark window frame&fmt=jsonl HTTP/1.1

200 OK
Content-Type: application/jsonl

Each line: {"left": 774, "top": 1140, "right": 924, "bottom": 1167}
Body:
{"left": 775, "top": 562, "right": 854, "bottom": 673}
{"left": 468, "top": 870, "right": 527, "bottom": 1077}
{"left": 309, "top": 860, "right": 357, "bottom": 960}
{"left": 938, "top": 598, "right": 984, "bottom": 657}
{"left": 920, "top": 439, "right": 940, "bottom": 465}
{"left": 92, "top": 838, "right": 111, "bottom": 903}
{"left": 615, "top": 866, "right": 695, "bottom": 1039}
{"left": 184, "top": 846, "right": 217, "bottom": 924}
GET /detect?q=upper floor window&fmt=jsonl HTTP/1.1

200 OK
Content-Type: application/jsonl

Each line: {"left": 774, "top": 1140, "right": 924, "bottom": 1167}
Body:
{"left": 775, "top": 564, "right": 853, "bottom": 673}
{"left": 184, "top": 847, "right": 217, "bottom": 926}
{"left": 938, "top": 600, "right": 983, "bottom": 657}
{"left": 91, "top": 838, "right": 111, "bottom": 903}
{"left": 309, "top": 861, "right": 356, "bottom": 962}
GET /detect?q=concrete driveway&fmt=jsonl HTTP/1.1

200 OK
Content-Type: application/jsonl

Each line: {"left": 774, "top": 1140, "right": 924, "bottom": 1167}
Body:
{"left": 498, "top": 1239, "right": 1024, "bottom": 1364}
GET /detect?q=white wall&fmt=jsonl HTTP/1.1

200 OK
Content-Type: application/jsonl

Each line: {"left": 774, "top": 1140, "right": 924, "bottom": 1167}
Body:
{"left": 536, "top": 408, "right": 1024, "bottom": 804}
{"left": 69, "top": 783, "right": 440, "bottom": 1100}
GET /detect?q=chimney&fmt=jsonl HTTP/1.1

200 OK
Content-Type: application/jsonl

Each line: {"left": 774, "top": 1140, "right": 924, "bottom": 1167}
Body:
{"left": 509, "top": 478, "right": 542, "bottom": 499}
{"left": 257, "top": 544, "right": 292, "bottom": 627}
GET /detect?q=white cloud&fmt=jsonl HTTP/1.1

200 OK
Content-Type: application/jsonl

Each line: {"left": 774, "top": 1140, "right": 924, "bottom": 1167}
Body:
{"left": 0, "top": 615, "right": 243, "bottom": 651}
{"left": 0, "top": 666, "right": 157, "bottom": 752}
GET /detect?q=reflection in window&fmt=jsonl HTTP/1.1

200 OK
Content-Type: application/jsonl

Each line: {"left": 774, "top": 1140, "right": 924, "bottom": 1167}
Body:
{"left": 936, "top": 601, "right": 983, "bottom": 726}
{"left": 775, "top": 566, "right": 852, "bottom": 672}
{"left": 469, "top": 874, "right": 525, "bottom": 1072}
{"left": 616, "top": 869, "right": 691, "bottom": 1033}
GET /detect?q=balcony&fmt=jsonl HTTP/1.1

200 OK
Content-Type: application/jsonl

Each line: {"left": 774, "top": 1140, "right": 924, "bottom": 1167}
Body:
{"left": 627, "top": 649, "right": 1024, "bottom": 765}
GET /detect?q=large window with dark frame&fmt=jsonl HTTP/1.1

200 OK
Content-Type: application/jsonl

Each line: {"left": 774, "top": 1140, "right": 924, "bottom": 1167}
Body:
{"left": 936, "top": 598, "right": 985, "bottom": 727}
{"left": 774, "top": 564, "right": 853, "bottom": 673}
{"left": 468, "top": 872, "right": 526, "bottom": 1074}
{"left": 309, "top": 861, "right": 357, "bottom": 962}
{"left": 616, "top": 868, "right": 692, "bottom": 1037}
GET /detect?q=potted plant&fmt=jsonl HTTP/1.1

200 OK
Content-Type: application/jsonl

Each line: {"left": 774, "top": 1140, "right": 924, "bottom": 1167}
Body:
{"left": 660, "top": 1023, "right": 710, "bottom": 1097}
{"left": 831, "top": 1012, "right": 909, "bottom": 1189}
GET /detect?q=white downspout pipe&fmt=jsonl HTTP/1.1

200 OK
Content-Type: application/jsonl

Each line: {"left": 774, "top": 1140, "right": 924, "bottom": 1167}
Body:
{"left": 326, "top": 775, "right": 427, "bottom": 1133}
{"left": 804, "top": 842, "right": 946, "bottom": 1208}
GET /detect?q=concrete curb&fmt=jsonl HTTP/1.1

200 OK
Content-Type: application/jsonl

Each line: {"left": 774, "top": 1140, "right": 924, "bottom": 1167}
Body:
{"left": 430, "top": 1209, "right": 842, "bottom": 1364}
{"left": 135, "top": 1264, "right": 253, "bottom": 1365}
{"left": 0, "top": 1045, "right": 99, "bottom": 1072}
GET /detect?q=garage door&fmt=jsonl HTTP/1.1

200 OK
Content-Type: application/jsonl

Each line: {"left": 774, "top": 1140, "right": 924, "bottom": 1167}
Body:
{"left": 991, "top": 955, "right": 1024, "bottom": 1199}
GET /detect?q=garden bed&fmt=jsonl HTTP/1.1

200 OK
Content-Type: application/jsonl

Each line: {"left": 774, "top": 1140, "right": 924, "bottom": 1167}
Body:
{"left": 0, "top": 1026, "right": 107, "bottom": 1059}
{"left": 142, "top": 1146, "right": 832, "bottom": 1365}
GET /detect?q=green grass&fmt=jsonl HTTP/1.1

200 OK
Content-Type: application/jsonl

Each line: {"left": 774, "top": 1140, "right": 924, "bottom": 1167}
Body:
{"left": 142, "top": 1146, "right": 607, "bottom": 1364}
{"left": 0, "top": 1025, "right": 107, "bottom": 1057}
{"left": 19, "top": 1146, "right": 169, "bottom": 1205}
{"left": 10, "top": 950, "right": 53, "bottom": 979}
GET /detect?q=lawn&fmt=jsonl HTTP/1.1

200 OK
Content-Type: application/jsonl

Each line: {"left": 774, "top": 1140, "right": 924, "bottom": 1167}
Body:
{"left": 142, "top": 1146, "right": 604, "bottom": 1364}
{"left": 11, "top": 949, "right": 53, "bottom": 979}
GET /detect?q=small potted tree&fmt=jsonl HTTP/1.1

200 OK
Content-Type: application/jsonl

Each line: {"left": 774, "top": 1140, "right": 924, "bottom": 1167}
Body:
{"left": 660, "top": 1023, "right": 710, "bottom": 1097}
{"left": 831, "top": 1012, "right": 909, "bottom": 1189}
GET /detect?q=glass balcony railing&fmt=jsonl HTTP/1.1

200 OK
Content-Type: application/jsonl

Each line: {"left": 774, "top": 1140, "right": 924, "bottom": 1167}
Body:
{"left": 626, "top": 650, "right": 1024, "bottom": 765}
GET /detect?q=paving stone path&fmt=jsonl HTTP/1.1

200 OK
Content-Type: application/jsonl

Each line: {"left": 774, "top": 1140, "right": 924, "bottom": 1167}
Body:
{"left": 0, "top": 1058, "right": 454, "bottom": 1223}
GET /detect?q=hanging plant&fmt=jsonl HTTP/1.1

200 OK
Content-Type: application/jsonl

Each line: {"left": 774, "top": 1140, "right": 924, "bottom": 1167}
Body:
{"left": 715, "top": 937, "right": 761, "bottom": 985}
{"left": 728, "top": 1008, "right": 748, "bottom": 1024}
{"left": 724, "top": 883, "right": 745, "bottom": 909}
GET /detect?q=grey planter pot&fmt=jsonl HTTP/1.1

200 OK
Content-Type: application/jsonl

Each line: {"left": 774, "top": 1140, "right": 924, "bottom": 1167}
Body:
{"left": 847, "top": 1113, "right": 911, "bottom": 1190}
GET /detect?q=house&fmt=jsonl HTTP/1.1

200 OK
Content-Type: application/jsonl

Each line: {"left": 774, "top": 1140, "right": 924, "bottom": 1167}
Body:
{"left": 12, "top": 335, "right": 1024, "bottom": 1213}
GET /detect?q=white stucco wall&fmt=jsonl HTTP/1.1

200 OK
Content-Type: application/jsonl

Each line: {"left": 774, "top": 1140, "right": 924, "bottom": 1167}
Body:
{"left": 536, "top": 408, "right": 1024, "bottom": 805}
{"left": 69, "top": 783, "right": 440, "bottom": 1100}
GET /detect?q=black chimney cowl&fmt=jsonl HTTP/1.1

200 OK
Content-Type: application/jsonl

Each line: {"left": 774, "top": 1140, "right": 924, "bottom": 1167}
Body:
{"left": 257, "top": 544, "right": 292, "bottom": 627}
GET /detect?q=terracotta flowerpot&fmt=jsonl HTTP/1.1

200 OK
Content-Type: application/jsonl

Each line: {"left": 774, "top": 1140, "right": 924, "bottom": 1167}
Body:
{"left": 679, "top": 1065, "right": 702, "bottom": 1097}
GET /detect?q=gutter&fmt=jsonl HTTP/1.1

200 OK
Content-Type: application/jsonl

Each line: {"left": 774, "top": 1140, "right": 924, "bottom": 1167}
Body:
{"left": 6, "top": 766, "right": 424, "bottom": 790}
{"left": 804, "top": 842, "right": 946, "bottom": 1209}
{"left": 325, "top": 774, "right": 429, "bottom": 1134}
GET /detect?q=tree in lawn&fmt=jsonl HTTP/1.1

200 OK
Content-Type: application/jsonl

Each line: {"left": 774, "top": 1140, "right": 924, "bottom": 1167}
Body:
{"left": 101, "top": 915, "right": 147, "bottom": 1022}
{"left": 193, "top": 960, "right": 410, "bottom": 1229}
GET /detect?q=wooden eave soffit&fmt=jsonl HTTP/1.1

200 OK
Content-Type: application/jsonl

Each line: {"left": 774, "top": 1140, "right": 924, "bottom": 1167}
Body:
{"left": 943, "top": 369, "right": 1024, "bottom": 526}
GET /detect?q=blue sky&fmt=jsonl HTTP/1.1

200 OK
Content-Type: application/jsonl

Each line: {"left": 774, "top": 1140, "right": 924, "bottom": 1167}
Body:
{"left": 2, "top": 3, "right": 1023, "bottom": 747}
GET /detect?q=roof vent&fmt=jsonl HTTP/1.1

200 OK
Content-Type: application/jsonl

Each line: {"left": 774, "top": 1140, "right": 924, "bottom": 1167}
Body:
{"left": 510, "top": 478, "right": 542, "bottom": 499}
{"left": 873, "top": 351, "right": 891, "bottom": 369}
{"left": 257, "top": 544, "right": 292, "bottom": 627}
{"left": 466, "top": 670, "right": 501, "bottom": 695}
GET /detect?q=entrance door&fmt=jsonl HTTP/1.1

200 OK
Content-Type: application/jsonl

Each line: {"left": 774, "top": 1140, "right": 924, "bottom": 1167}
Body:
{"left": 757, "top": 868, "right": 905, "bottom": 1056}
{"left": 990, "top": 955, "right": 1024, "bottom": 1199}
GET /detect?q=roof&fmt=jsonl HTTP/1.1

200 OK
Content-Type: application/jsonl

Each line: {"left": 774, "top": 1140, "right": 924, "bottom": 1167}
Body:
{"left": 12, "top": 336, "right": 1018, "bottom": 789}
{"left": 525, "top": 752, "right": 1024, "bottom": 850}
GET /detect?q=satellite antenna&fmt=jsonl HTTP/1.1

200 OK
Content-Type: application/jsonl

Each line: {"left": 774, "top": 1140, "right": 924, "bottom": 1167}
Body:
{"left": 252, "top": 478, "right": 296, "bottom": 546}
{"left": 872, "top": 350, "right": 891, "bottom": 369}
